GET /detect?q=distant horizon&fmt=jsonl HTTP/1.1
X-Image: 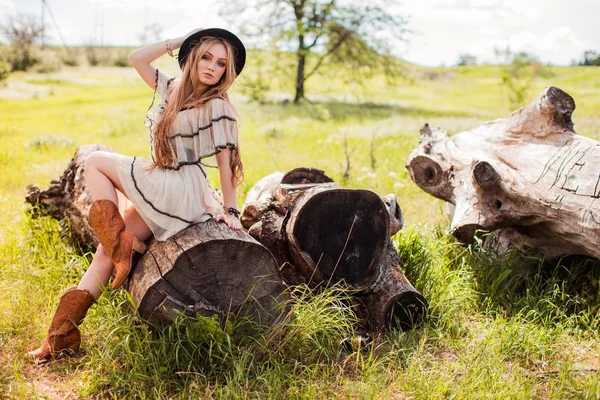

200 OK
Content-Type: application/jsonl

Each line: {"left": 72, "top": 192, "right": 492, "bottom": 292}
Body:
{"left": 1, "top": 0, "right": 598, "bottom": 68}
{"left": 9, "top": 43, "right": 592, "bottom": 69}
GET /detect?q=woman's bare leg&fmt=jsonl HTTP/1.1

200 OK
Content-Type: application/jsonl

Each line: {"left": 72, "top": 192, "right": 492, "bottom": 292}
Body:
{"left": 79, "top": 151, "right": 153, "bottom": 298}
{"left": 78, "top": 205, "right": 153, "bottom": 299}
{"left": 84, "top": 151, "right": 127, "bottom": 203}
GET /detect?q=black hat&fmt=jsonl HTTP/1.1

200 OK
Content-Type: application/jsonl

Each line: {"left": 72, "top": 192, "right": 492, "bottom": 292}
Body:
{"left": 178, "top": 28, "right": 246, "bottom": 76}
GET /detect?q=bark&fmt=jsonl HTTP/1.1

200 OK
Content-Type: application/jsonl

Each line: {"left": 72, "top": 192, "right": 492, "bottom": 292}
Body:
{"left": 241, "top": 167, "right": 427, "bottom": 331}
{"left": 128, "top": 219, "right": 287, "bottom": 326}
{"left": 406, "top": 86, "right": 600, "bottom": 259}
{"left": 295, "top": 51, "right": 306, "bottom": 103}
{"left": 25, "top": 144, "right": 120, "bottom": 248}
{"left": 26, "top": 145, "right": 287, "bottom": 327}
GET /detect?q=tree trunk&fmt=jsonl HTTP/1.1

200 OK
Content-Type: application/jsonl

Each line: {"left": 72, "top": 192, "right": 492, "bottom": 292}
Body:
{"left": 241, "top": 167, "right": 427, "bottom": 331}
{"left": 406, "top": 86, "right": 600, "bottom": 260}
{"left": 295, "top": 50, "right": 306, "bottom": 103}
{"left": 26, "top": 145, "right": 287, "bottom": 327}
{"left": 128, "top": 219, "right": 287, "bottom": 326}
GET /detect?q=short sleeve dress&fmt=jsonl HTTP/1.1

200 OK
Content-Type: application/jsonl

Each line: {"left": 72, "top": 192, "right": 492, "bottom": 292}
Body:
{"left": 113, "top": 69, "right": 238, "bottom": 241}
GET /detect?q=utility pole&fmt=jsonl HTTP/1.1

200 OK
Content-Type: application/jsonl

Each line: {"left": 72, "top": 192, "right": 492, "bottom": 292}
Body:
{"left": 41, "top": 0, "right": 45, "bottom": 49}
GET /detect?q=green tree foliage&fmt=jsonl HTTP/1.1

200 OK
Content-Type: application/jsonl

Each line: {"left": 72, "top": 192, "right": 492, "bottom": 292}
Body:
{"left": 0, "top": 60, "right": 9, "bottom": 84}
{"left": 137, "top": 23, "right": 163, "bottom": 46}
{"left": 495, "top": 47, "right": 545, "bottom": 109}
{"left": 0, "top": 13, "right": 43, "bottom": 71}
{"left": 579, "top": 50, "right": 600, "bottom": 66}
{"left": 457, "top": 53, "right": 477, "bottom": 66}
{"left": 221, "top": 0, "right": 408, "bottom": 103}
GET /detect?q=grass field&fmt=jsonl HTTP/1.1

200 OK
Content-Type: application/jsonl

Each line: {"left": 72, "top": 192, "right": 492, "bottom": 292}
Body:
{"left": 1, "top": 52, "right": 600, "bottom": 398}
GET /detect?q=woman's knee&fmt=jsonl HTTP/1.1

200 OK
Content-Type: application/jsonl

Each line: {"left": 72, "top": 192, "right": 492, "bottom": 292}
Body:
{"left": 85, "top": 151, "right": 112, "bottom": 172}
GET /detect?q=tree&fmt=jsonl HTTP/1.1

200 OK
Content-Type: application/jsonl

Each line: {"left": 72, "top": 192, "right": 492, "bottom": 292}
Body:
{"left": 457, "top": 53, "right": 477, "bottom": 66}
{"left": 495, "top": 46, "right": 544, "bottom": 109}
{"left": 0, "top": 13, "right": 44, "bottom": 71}
{"left": 137, "top": 23, "right": 163, "bottom": 46}
{"left": 580, "top": 50, "right": 600, "bottom": 66}
{"left": 220, "top": 0, "right": 408, "bottom": 103}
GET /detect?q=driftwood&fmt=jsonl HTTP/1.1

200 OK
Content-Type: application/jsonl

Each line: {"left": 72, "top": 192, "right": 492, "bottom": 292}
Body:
{"left": 241, "top": 168, "right": 427, "bottom": 331}
{"left": 26, "top": 145, "right": 286, "bottom": 326}
{"left": 406, "top": 87, "right": 600, "bottom": 259}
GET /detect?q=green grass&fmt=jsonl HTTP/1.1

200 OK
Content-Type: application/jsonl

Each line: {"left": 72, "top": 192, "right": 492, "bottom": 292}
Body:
{"left": 1, "top": 54, "right": 600, "bottom": 398}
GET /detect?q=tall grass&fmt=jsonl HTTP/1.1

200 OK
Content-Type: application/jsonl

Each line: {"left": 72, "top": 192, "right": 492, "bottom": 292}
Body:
{"left": 1, "top": 59, "right": 600, "bottom": 398}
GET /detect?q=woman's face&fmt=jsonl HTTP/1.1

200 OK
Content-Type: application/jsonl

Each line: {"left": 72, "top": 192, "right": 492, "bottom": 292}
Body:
{"left": 196, "top": 42, "right": 228, "bottom": 89}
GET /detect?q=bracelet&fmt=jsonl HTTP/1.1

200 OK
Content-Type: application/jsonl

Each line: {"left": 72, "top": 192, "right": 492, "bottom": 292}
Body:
{"left": 226, "top": 207, "right": 241, "bottom": 218}
{"left": 165, "top": 39, "right": 174, "bottom": 57}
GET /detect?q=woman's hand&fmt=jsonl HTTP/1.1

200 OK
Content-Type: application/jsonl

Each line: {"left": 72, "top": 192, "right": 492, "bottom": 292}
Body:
{"left": 214, "top": 213, "right": 242, "bottom": 230}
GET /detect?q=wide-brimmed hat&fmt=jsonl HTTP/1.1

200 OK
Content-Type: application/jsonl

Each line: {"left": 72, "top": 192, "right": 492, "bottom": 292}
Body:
{"left": 178, "top": 28, "right": 246, "bottom": 76}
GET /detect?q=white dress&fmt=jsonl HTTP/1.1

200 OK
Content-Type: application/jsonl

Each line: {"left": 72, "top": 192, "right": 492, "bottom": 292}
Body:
{"left": 114, "top": 69, "right": 238, "bottom": 241}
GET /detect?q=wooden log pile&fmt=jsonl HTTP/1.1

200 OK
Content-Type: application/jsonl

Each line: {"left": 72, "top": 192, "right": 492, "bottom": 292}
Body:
{"left": 26, "top": 147, "right": 427, "bottom": 331}
{"left": 26, "top": 145, "right": 287, "bottom": 327}
{"left": 242, "top": 168, "right": 427, "bottom": 331}
{"left": 406, "top": 87, "right": 600, "bottom": 260}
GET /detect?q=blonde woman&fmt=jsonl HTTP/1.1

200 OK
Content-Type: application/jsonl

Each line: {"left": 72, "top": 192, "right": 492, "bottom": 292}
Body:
{"left": 28, "top": 28, "right": 246, "bottom": 360}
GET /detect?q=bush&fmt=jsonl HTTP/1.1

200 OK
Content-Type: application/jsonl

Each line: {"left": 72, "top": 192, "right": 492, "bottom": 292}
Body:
{"left": 61, "top": 49, "right": 80, "bottom": 67}
{"left": 0, "top": 61, "right": 10, "bottom": 84}
{"left": 0, "top": 13, "right": 42, "bottom": 71}
{"left": 8, "top": 47, "right": 39, "bottom": 71}
{"left": 113, "top": 53, "right": 129, "bottom": 67}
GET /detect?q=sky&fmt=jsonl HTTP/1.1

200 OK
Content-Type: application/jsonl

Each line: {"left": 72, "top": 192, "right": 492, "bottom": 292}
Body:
{"left": 0, "top": 0, "right": 598, "bottom": 67}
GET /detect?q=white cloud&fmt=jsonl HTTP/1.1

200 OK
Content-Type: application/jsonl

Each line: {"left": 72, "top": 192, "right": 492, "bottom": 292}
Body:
{"left": 503, "top": 0, "right": 540, "bottom": 18}
{"left": 3, "top": 0, "right": 599, "bottom": 65}
{"left": 402, "top": 0, "right": 599, "bottom": 66}
{"left": 0, "top": 0, "right": 16, "bottom": 20}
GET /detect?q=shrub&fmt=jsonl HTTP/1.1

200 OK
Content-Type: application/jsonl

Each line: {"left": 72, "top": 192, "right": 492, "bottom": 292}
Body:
{"left": 0, "top": 60, "right": 10, "bottom": 84}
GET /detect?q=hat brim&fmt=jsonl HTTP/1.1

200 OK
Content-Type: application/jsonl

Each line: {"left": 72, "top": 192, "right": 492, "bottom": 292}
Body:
{"left": 178, "top": 28, "right": 246, "bottom": 76}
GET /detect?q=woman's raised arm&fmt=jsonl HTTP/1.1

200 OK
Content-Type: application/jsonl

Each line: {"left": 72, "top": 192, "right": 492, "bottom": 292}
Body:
{"left": 128, "top": 29, "right": 202, "bottom": 89}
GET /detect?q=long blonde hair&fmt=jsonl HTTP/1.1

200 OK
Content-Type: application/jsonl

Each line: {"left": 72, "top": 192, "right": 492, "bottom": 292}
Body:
{"left": 153, "top": 36, "right": 244, "bottom": 187}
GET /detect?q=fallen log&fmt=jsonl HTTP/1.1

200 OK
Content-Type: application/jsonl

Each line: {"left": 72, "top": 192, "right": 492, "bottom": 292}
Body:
{"left": 242, "top": 168, "right": 427, "bottom": 331}
{"left": 25, "top": 144, "right": 117, "bottom": 248}
{"left": 128, "top": 219, "right": 286, "bottom": 326}
{"left": 26, "top": 145, "right": 287, "bottom": 327}
{"left": 406, "top": 86, "right": 600, "bottom": 259}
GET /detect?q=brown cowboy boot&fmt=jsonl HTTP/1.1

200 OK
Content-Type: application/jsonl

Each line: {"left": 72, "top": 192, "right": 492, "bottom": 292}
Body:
{"left": 28, "top": 286, "right": 95, "bottom": 360}
{"left": 89, "top": 199, "right": 147, "bottom": 289}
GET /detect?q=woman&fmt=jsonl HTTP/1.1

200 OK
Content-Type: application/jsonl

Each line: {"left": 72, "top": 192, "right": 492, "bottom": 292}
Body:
{"left": 28, "top": 28, "right": 246, "bottom": 360}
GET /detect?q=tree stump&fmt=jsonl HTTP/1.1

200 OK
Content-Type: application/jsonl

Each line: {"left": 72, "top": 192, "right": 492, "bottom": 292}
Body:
{"left": 26, "top": 144, "right": 119, "bottom": 249}
{"left": 26, "top": 145, "right": 287, "bottom": 327}
{"left": 241, "top": 167, "right": 427, "bottom": 331}
{"left": 406, "top": 87, "right": 600, "bottom": 260}
{"left": 128, "top": 219, "right": 286, "bottom": 326}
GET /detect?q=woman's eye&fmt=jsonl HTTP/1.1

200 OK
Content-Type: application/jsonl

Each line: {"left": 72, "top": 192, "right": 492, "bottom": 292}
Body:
{"left": 218, "top": 62, "right": 226, "bottom": 67}
{"left": 202, "top": 55, "right": 209, "bottom": 60}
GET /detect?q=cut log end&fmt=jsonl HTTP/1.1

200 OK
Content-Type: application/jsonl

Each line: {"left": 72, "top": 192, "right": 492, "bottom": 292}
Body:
{"left": 406, "top": 155, "right": 453, "bottom": 202}
{"left": 544, "top": 86, "right": 575, "bottom": 130}
{"left": 452, "top": 223, "right": 485, "bottom": 245}
{"left": 281, "top": 167, "right": 334, "bottom": 184}
{"left": 409, "top": 156, "right": 443, "bottom": 187}
{"left": 472, "top": 161, "right": 500, "bottom": 188}
{"left": 386, "top": 291, "right": 428, "bottom": 331}
{"left": 130, "top": 220, "right": 286, "bottom": 327}
{"left": 291, "top": 190, "right": 389, "bottom": 287}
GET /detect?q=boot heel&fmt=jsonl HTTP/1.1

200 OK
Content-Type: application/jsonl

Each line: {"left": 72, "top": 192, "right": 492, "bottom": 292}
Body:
{"left": 132, "top": 237, "right": 147, "bottom": 254}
